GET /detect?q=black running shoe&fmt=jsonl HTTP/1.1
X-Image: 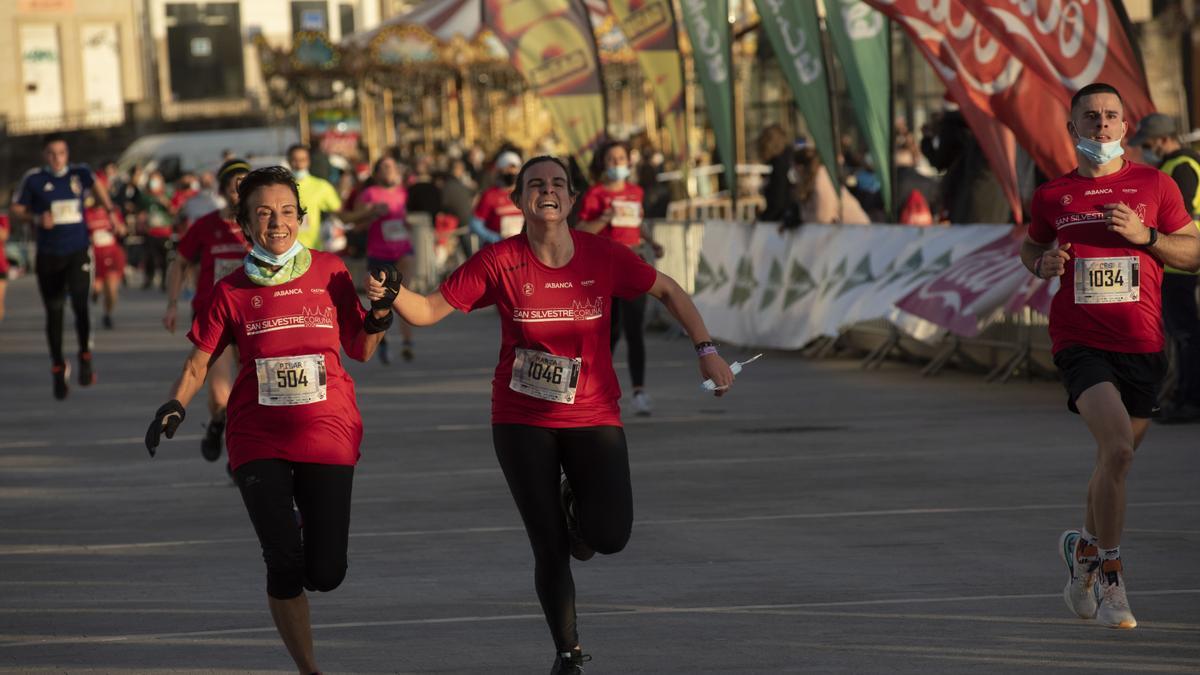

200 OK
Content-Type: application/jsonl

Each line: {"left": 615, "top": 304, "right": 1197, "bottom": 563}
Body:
{"left": 560, "top": 475, "right": 594, "bottom": 562}
{"left": 401, "top": 340, "right": 414, "bottom": 362}
{"left": 52, "top": 364, "right": 69, "bottom": 400}
{"left": 102, "top": 315, "right": 114, "bottom": 330}
{"left": 77, "top": 352, "right": 95, "bottom": 387}
{"left": 200, "top": 414, "right": 225, "bottom": 462}
{"left": 550, "top": 648, "right": 591, "bottom": 675}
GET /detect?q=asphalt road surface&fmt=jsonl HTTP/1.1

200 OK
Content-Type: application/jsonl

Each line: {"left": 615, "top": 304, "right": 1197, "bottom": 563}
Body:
{"left": 1, "top": 276, "right": 1197, "bottom": 673}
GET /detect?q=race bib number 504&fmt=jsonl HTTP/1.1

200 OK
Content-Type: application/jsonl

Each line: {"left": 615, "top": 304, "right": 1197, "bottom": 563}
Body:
{"left": 256, "top": 354, "right": 327, "bottom": 406}
{"left": 510, "top": 348, "right": 581, "bottom": 404}
{"left": 1075, "top": 256, "right": 1140, "bottom": 304}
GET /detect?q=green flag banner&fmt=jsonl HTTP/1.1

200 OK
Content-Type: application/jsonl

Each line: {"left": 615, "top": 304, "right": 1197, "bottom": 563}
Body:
{"left": 608, "top": 0, "right": 688, "bottom": 167}
{"left": 679, "top": 0, "right": 736, "bottom": 194}
{"left": 753, "top": 0, "right": 839, "bottom": 184}
{"left": 825, "top": 0, "right": 892, "bottom": 213}
{"left": 485, "top": 0, "right": 607, "bottom": 165}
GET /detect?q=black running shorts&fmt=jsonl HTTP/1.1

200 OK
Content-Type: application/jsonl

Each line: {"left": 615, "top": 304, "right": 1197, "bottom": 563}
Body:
{"left": 1052, "top": 344, "right": 1166, "bottom": 418}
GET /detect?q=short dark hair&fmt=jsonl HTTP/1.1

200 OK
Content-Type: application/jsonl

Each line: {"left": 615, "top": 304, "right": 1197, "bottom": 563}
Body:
{"left": 512, "top": 156, "right": 578, "bottom": 200}
{"left": 1071, "top": 83, "right": 1124, "bottom": 112}
{"left": 42, "top": 133, "right": 68, "bottom": 148}
{"left": 286, "top": 144, "right": 310, "bottom": 158}
{"left": 235, "top": 166, "right": 307, "bottom": 235}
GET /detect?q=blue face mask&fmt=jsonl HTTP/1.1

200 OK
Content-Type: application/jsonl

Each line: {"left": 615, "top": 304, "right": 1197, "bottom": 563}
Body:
{"left": 250, "top": 240, "right": 304, "bottom": 267}
{"left": 606, "top": 165, "right": 631, "bottom": 182}
{"left": 293, "top": 169, "right": 310, "bottom": 180}
{"left": 1142, "top": 147, "right": 1161, "bottom": 165}
{"left": 1074, "top": 135, "right": 1125, "bottom": 166}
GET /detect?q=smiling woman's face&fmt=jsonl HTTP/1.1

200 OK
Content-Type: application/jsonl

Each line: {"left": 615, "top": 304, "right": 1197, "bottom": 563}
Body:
{"left": 247, "top": 183, "right": 301, "bottom": 255}
{"left": 513, "top": 160, "right": 575, "bottom": 225}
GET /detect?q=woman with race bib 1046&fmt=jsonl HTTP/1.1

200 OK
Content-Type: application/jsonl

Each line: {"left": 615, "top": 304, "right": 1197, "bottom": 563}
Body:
{"left": 367, "top": 155, "right": 735, "bottom": 674}
{"left": 144, "top": 166, "right": 393, "bottom": 674}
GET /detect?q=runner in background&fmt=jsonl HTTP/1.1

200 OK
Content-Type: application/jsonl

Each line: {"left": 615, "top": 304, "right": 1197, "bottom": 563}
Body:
{"left": 0, "top": 212, "right": 9, "bottom": 322}
{"left": 355, "top": 156, "right": 416, "bottom": 364}
{"left": 368, "top": 156, "right": 734, "bottom": 674}
{"left": 1021, "top": 83, "right": 1200, "bottom": 629}
{"left": 577, "top": 140, "right": 665, "bottom": 416}
{"left": 165, "top": 158, "right": 252, "bottom": 463}
{"left": 137, "top": 170, "right": 174, "bottom": 291}
{"left": 84, "top": 174, "right": 128, "bottom": 330}
{"left": 12, "top": 134, "right": 117, "bottom": 399}
{"left": 469, "top": 151, "right": 525, "bottom": 245}
{"left": 287, "top": 144, "right": 382, "bottom": 251}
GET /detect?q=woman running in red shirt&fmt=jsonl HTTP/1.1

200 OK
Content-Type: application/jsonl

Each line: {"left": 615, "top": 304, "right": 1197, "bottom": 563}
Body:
{"left": 368, "top": 156, "right": 734, "bottom": 674}
{"left": 145, "top": 167, "right": 394, "bottom": 674}
{"left": 577, "top": 140, "right": 664, "bottom": 416}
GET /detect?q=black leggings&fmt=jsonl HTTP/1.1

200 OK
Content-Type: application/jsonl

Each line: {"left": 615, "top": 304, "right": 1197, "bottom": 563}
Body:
{"left": 492, "top": 424, "right": 633, "bottom": 651}
{"left": 36, "top": 249, "right": 92, "bottom": 366}
{"left": 234, "top": 459, "right": 355, "bottom": 599}
{"left": 610, "top": 295, "right": 647, "bottom": 388}
{"left": 143, "top": 235, "right": 170, "bottom": 289}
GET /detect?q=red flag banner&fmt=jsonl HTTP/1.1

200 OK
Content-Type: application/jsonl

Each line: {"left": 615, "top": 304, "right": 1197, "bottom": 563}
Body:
{"left": 484, "top": 0, "right": 607, "bottom": 162}
{"left": 960, "top": 0, "right": 1155, "bottom": 126}
{"left": 866, "top": 0, "right": 1076, "bottom": 196}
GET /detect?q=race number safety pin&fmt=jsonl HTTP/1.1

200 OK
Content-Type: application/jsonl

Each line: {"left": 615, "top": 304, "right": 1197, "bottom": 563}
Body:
{"left": 701, "top": 353, "right": 762, "bottom": 392}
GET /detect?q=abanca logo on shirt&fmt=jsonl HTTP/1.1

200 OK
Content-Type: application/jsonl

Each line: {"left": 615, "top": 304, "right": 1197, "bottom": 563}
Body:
{"left": 245, "top": 306, "right": 334, "bottom": 335}
{"left": 512, "top": 297, "right": 603, "bottom": 323}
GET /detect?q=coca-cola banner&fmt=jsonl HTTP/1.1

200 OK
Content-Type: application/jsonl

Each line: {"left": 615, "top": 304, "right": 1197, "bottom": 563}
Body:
{"left": 894, "top": 228, "right": 1031, "bottom": 336}
{"left": 864, "top": 0, "right": 1076, "bottom": 201}
{"left": 961, "top": 0, "right": 1155, "bottom": 125}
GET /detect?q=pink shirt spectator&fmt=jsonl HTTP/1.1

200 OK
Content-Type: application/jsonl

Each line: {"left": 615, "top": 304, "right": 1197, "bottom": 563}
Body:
{"left": 358, "top": 184, "right": 412, "bottom": 261}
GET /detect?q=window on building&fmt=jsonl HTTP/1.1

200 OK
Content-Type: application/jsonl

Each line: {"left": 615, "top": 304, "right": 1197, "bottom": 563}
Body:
{"left": 165, "top": 3, "right": 244, "bottom": 101}
{"left": 292, "top": 1, "right": 329, "bottom": 33}
{"left": 339, "top": 3, "right": 356, "bottom": 36}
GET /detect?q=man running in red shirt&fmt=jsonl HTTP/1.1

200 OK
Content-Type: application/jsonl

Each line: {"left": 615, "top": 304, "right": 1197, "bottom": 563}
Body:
{"left": 1021, "top": 83, "right": 1200, "bottom": 628}
{"left": 164, "top": 158, "right": 252, "bottom": 462}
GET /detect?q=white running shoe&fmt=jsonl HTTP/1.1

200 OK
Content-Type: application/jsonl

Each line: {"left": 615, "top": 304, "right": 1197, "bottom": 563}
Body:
{"left": 632, "top": 390, "right": 652, "bottom": 416}
{"left": 1058, "top": 530, "right": 1099, "bottom": 619}
{"left": 1096, "top": 558, "right": 1137, "bottom": 629}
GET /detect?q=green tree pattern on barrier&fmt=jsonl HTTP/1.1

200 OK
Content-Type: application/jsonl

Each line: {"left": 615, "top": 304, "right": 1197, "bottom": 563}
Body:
{"left": 730, "top": 255, "right": 758, "bottom": 307}
{"left": 784, "top": 260, "right": 817, "bottom": 309}
{"left": 695, "top": 255, "right": 729, "bottom": 295}
{"left": 835, "top": 255, "right": 877, "bottom": 299}
{"left": 759, "top": 258, "right": 784, "bottom": 310}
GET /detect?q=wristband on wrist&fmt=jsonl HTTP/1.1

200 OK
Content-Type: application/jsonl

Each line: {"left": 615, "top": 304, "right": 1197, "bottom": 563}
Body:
{"left": 1144, "top": 227, "right": 1158, "bottom": 247}
{"left": 1032, "top": 257, "right": 1043, "bottom": 279}
{"left": 695, "top": 340, "right": 718, "bottom": 357}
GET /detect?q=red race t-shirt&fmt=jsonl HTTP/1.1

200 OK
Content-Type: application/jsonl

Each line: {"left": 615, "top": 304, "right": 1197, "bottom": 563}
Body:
{"left": 1029, "top": 161, "right": 1193, "bottom": 354}
{"left": 177, "top": 210, "right": 251, "bottom": 315}
{"left": 578, "top": 183, "right": 645, "bottom": 247}
{"left": 440, "top": 230, "right": 658, "bottom": 427}
{"left": 85, "top": 206, "right": 121, "bottom": 250}
{"left": 474, "top": 186, "right": 525, "bottom": 238}
{"left": 188, "top": 251, "right": 368, "bottom": 469}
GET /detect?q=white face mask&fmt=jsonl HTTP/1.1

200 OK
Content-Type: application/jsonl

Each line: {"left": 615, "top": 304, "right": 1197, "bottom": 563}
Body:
{"left": 1072, "top": 124, "right": 1125, "bottom": 166}
{"left": 293, "top": 169, "right": 310, "bottom": 180}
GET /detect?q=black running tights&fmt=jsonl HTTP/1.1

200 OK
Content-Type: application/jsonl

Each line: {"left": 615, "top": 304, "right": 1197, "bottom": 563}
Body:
{"left": 36, "top": 249, "right": 91, "bottom": 366}
{"left": 492, "top": 424, "right": 633, "bottom": 651}
{"left": 610, "top": 295, "right": 647, "bottom": 388}
{"left": 234, "top": 459, "right": 355, "bottom": 599}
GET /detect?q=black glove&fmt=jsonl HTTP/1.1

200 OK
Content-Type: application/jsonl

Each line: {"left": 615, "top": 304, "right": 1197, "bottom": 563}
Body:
{"left": 145, "top": 399, "right": 185, "bottom": 457}
{"left": 368, "top": 263, "right": 402, "bottom": 312}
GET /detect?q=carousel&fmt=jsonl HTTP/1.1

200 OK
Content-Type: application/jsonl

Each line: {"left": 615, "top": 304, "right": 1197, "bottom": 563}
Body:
{"left": 255, "top": 0, "right": 649, "bottom": 164}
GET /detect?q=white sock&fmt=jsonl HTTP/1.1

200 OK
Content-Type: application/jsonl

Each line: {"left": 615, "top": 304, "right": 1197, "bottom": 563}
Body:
{"left": 1081, "top": 528, "right": 1099, "bottom": 548}
{"left": 1100, "top": 545, "right": 1121, "bottom": 561}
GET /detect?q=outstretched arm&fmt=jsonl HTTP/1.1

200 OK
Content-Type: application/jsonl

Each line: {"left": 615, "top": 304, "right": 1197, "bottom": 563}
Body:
{"left": 366, "top": 273, "right": 456, "bottom": 326}
{"left": 646, "top": 271, "right": 735, "bottom": 395}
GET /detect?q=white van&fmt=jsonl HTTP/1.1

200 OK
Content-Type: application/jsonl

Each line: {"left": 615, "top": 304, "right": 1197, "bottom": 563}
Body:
{"left": 117, "top": 127, "right": 299, "bottom": 179}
